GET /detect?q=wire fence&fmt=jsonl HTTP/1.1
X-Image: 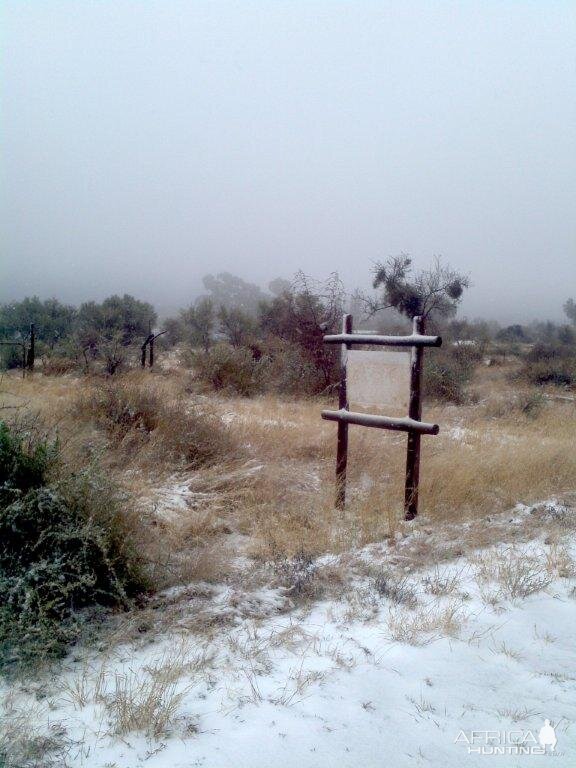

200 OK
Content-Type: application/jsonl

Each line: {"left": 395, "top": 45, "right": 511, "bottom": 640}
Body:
{"left": 0, "top": 322, "right": 165, "bottom": 375}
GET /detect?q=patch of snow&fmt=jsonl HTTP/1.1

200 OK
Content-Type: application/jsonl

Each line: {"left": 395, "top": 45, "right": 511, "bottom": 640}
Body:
{"left": 5, "top": 529, "right": 576, "bottom": 767}
{"left": 446, "top": 425, "right": 477, "bottom": 442}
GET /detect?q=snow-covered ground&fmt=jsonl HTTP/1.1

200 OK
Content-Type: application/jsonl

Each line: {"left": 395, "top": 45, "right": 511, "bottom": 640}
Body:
{"left": 4, "top": 510, "right": 576, "bottom": 768}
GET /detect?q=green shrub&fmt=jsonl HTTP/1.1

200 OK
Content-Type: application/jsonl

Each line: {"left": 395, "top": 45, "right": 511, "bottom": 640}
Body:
{"left": 0, "top": 420, "right": 146, "bottom": 672}
{"left": 191, "top": 339, "right": 331, "bottom": 398}
{"left": 192, "top": 344, "right": 262, "bottom": 396}
{"left": 424, "top": 344, "right": 480, "bottom": 403}
{"left": 0, "top": 420, "right": 55, "bottom": 504}
{"left": 520, "top": 343, "right": 576, "bottom": 386}
{"left": 0, "top": 344, "right": 25, "bottom": 372}
{"left": 256, "top": 338, "right": 322, "bottom": 396}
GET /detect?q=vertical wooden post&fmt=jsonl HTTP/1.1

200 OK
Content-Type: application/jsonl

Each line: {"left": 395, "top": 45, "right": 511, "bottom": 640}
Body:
{"left": 147, "top": 319, "right": 154, "bottom": 367}
{"left": 141, "top": 339, "right": 148, "bottom": 368}
{"left": 404, "top": 315, "right": 425, "bottom": 520}
{"left": 28, "top": 323, "right": 35, "bottom": 371}
{"left": 335, "top": 314, "right": 352, "bottom": 509}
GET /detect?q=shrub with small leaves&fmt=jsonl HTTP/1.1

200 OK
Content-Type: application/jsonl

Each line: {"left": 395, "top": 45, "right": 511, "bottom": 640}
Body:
{"left": 520, "top": 343, "right": 576, "bottom": 387}
{"left": 424, "top": 344, "right": 480, "bottom": 403}
{"left": 191, "top": 344, "right": 262, "bottom": 396}
{"left": 0, "top": 420, "right": 146, "bottom": 672}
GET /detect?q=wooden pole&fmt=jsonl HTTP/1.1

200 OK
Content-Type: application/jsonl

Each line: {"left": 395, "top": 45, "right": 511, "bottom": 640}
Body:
{"left": 28, "top": 323, "right": 35, "bottom": 371}
{"left": 149, "top": 335, "right": 154, "bottom": 367}
{"left": 404, "top": 315, "right": 425, "bottom": 520}
{"left": 335, "top": 314, "right": 352, "bottom": 509}
{"left": 322, "top": 409, "right": 438, "bottom": 435}
{"left": 141, "top": 333, "right": 153, "bottom": 368}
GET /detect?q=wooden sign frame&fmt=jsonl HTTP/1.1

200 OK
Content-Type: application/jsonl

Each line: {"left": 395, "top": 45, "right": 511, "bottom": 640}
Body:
{"left": 322, "top": 314, "right": 442, "bottom": 520}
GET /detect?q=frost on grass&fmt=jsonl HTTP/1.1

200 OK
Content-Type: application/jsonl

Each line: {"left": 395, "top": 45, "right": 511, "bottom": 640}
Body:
{"left": 3, "top": 535, "right": 576, "bottom": 767}
{"left": 473, "top": 546, "right": 553, "bottom": 599}
{"left": 385, "top": 602, "right": 465, "bottom": 645}
{"left": 0, "top": 694, "right": 70, "bottom": 768}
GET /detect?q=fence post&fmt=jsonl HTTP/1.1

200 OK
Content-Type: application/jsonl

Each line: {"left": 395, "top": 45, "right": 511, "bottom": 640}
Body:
{"left": 149, "top": 335, "right": 154, "bottom": 367}
{"left": 404, "top": 315, "right": 425, "bottom": 520}
{"left": 335, "top": 314, "right": 353, "bottom": 509}
{"left": 27, "top": 323, "right": 35, "bottom": 371}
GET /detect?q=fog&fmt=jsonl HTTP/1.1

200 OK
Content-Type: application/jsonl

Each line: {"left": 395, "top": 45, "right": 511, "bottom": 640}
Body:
{"left": 1, "top": 1, "right": 575, "bottom": 322}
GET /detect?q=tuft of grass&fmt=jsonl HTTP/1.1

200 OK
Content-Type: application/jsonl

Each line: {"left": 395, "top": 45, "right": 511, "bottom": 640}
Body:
{"left": 544, "top": 543, "right": 576, "bottom": 578}
{"left": 103, "top": 648, "right": 199, "bottom": 739}
{"left": 105, "top": 671, "right": 193, "bottom": 739}
{"left": 474, "top": 548, "right": 552, "bottom": 599}
{"left": 273, "top": 550, "right": 322, "bottom": 602}
{"left": 386, "top": 602, "right": 464, "bottom": 645}
{"left": 374, "top": 574, "right": 418, "bottom": 607}
{"left": 0, "top": 694, "right": 69, "bottom": 767}
{"left": 421, "top": 567, "right": 463, "bottom": 597}
{"left": 75, "top": 375, "right": 236, "bottom": 469}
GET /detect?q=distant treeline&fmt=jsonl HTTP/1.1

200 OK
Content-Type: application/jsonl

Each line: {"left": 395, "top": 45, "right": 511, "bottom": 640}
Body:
{"left": 2, "top": 263, "right": 575, "bottom": 394}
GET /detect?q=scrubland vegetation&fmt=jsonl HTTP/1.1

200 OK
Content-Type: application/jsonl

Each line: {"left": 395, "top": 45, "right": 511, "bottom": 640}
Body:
{"left": 1, "top": 269, "right": 576, "bottom": 766}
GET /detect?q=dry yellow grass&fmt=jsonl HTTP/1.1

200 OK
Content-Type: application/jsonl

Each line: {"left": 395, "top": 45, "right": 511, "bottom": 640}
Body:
{"left": 1, "top": 361, "right": 575, "bottom": 575}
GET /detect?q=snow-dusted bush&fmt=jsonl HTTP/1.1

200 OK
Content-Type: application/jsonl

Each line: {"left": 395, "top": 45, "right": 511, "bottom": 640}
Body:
{"left": 0, "top": 420, "right": 146, "bottom": 672}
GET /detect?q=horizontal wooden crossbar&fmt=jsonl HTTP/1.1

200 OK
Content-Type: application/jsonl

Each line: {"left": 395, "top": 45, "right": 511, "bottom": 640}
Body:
{"left": 323, "top": 332, "right": 441, "bottom": 347}
{"left": 321, "top": 408, "right": 440, "bottom": 435}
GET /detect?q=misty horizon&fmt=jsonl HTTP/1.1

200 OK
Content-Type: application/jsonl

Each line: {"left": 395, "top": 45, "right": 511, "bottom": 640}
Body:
{"left": 2, "top": 1, "right": 575, "bottom": 324}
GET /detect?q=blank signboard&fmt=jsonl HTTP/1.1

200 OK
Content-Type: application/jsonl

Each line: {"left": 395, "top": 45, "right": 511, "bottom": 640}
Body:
{"left": 347, "top": 349, "right": 411, "bottom": 411}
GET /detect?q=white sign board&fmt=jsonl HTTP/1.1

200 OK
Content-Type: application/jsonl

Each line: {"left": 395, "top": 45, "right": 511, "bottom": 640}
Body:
{"left": 347, "top": 349, "right": 411, "bottom": 411}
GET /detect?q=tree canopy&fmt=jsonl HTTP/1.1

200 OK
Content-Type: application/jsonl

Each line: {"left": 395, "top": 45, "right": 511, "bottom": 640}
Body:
{"left": 366, "top": 255, "right": 469, "bottom": 322}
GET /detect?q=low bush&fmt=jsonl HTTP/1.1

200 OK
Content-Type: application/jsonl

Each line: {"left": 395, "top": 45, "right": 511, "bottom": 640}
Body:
{"left": 191, "top": 344, "right": 261, "bottom": 396}
{"left": 0, "top": 344, "right": 25, "bottom": 371}
{"left": 520, "top": 343, "right": 576, "bottom": 386}
{"left": 77, "top": 377, "right": 235, "bottom": 468}
{"left": 0, "top": 419, "right": 146, "bottom": 672}
{"left": 256, "top": 338, "right": 323, "bottom": 396}
{"left": 192, "top": 339, "right": 332, "bottom": 398}
{"left": 424, "top": 344, "right": 481, "bottom": 403}
{"left": 0, "top": 419, "right": 55, "bottom": 503}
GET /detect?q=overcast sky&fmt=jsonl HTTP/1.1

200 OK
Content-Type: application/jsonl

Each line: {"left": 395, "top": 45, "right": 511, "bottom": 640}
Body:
{"left": 1, "top": 1, "right": 575, "bottom": 322}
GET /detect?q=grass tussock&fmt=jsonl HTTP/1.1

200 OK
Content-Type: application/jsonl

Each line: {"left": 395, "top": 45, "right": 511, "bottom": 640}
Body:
{"left": 386, "top": 602, "right": 464, "bottom": 645}
{"left": 105, "top": 667, "right": 194, "bottom": 739}
{"left": 75, "top": 374, "right": 237, "bottom": 469}
{"left": 0, "top": 694, "right": 69, "bottom": 768}
{"left": 473, "top": 547, "right": 552, "bottom": 598}
{"left": 58, "top": 642, "right": 209, "bottom": 739}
